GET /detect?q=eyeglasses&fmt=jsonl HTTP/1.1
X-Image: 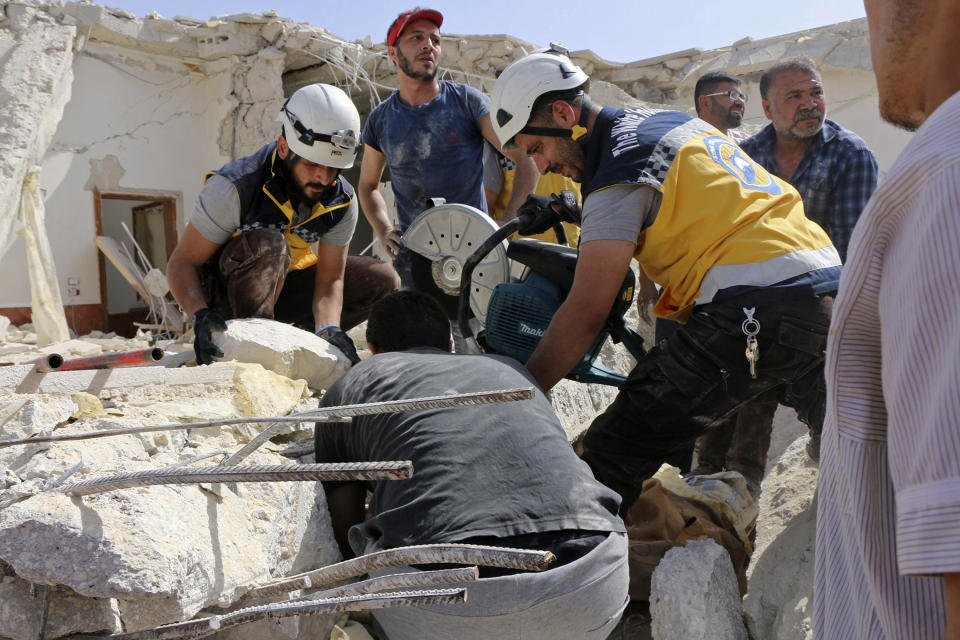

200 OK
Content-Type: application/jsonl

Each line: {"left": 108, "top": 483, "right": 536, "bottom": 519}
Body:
{"left": 281, "top": 105, "right": 358, "bottom": 150}
{"left": 703, "top": 89, "right": 748, "bottom": 103}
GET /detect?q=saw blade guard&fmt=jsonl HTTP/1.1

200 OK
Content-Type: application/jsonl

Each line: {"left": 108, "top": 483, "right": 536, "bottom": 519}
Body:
{"left": 402, "top": 203, "right": 510, "bottom": 325}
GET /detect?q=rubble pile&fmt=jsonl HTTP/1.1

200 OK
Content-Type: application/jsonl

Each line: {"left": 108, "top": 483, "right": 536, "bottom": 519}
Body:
{"left": 0, "top": 322, "right": 343, "bottom": 639}
{"left": 0, "top": 317, "right": 821, "bottom": 639}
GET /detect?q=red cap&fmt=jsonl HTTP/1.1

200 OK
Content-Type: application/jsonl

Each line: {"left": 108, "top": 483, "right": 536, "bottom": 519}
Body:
{"left": 387, "top": 8, "right": 443, "bottom": 47}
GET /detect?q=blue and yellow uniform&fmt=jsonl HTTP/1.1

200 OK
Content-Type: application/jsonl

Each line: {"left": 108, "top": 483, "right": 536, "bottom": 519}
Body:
{"left": 579, "top": 107, "right": 840, "bottom": 503}
{"left": 582, "top": 107, "right": 840, "bottom": 320}
{"left": 210, "top": 142, "right": 354, "bottom": 271}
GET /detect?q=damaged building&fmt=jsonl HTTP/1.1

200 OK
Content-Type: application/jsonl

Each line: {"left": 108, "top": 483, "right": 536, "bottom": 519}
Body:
{"left": 0, "top": 2, "right": 913, "bottom": 639}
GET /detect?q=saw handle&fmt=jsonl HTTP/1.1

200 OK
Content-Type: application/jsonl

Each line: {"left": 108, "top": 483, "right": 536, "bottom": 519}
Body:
{"left": 457, "top": 216, "right": 524, "bottom": 344}
{"left": 458, "top": 193, "right": 577, "bottom": 345}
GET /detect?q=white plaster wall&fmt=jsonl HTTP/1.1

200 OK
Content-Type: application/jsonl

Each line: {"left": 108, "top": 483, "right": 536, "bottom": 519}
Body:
{"left": 0, "top": 43, "right": 236, "bottom": 308}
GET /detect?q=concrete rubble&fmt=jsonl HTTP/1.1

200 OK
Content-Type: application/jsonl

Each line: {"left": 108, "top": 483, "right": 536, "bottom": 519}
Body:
{"left": 216, "top": 318, "right": 351, "bottom": 392}
{"left": 0, "top": 323, "right": 342, "bottom": 638}
{"left": 650, "top": 539, "right": 748, "bottom": 640}
{"left": 0, "top": 316, "right": 823, "bottom": 638}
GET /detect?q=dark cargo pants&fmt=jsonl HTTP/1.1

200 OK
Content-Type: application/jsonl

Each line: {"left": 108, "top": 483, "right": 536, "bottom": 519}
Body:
{"left": 581, "top": 294, "right": 833, "bottom": 511}
{"left": 200, "top": 229, "right": 400, "bottom": 331}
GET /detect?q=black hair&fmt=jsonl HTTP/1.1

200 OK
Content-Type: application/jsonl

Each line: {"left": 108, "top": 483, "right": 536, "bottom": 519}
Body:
{"left": 528, "top": 80, "right": 590, "bottom": 125}
{"left": 694, "top": 72, "right": 741, "bottom": 114}
{"left": 759, "top": 56, "right": 819, "bottom": 100}
{"left": 366, "top": 290, "right": 451, "bottom": 352}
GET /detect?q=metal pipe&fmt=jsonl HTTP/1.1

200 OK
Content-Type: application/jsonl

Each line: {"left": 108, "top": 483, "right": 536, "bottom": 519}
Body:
{"left": 71, "top": 589, "right": 467, "bottom": 640}
{"left": 58, "top": 461, "right": 413, "bottom": 496}
{"left": 248, "top": 543, "right": 555, "bottom": 599}
{"left": 55, "top": 348, "right": 165, "bottom": 372}
{"left": 0, "top": 387, "right": 535, "bottom": 450}
{"left": 32, "top": 353, "right": 63, "bottom": 372}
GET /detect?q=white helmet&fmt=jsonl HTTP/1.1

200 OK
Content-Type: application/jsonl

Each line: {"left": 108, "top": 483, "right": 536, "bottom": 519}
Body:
{"left": 276, "top": 83, "right": 361, "bottom": 169}
{"left": 490, "top": 45, "right": 589, "bottom": 151}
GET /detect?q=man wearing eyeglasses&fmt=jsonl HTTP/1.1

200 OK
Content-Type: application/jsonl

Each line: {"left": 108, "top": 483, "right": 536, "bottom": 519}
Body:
{"left": 168, "top": 83, "right": 401, "bottom": 366}
{"left": 694, "top": 72, "right": 750, "bottom": 143}
{"left": 741, "top": 57, "right": 878, "bottom": 263}
{"left": 357, "top": 8, "right": 537, "bottom": 285}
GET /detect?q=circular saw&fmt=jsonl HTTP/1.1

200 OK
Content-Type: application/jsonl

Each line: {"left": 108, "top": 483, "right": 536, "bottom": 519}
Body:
{"left": 402, "top": 203, "right": 510, "bottom": 323}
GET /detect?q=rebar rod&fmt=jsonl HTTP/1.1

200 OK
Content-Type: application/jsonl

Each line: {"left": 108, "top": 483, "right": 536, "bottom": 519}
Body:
{"left": 219, "top": 417, "right": 349, "bottom": 467}
{"left": 0, "top": 387, "right": 534, "bottom": 450}
{"left": 303, "top": 566, "right": 479, "bottom": 600}
{"left": 72, "top": 589, "right": 467, "bottom": 640}
{"left": 58, "top": 462, "right": 413, "bottom": 496}
{"left": 248, "top": 543, "right": 554, "bottom": 599}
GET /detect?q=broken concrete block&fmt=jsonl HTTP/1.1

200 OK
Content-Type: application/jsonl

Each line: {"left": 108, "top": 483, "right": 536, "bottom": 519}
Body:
{"left": 0, "top": 578, "right": 121, "bottom": 640}
{"left": 217, "top": 318, "right": 350, "bottom": 391}
{"left": 0, "top": 467, "right": 339, "bottom": 630}
{"left": 0, "top": 394, "right": 82, "bottom": 469}
{"left": 743, "top": 433, "right": 817, "bottom": 640}
{"left": 650, "top": 539, "right": 748, "bottom": 640}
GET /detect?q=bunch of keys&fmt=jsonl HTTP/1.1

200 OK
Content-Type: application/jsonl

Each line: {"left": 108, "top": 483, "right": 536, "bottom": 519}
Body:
{"left": 742, "top": 307, "right": 760, "bottom": 379}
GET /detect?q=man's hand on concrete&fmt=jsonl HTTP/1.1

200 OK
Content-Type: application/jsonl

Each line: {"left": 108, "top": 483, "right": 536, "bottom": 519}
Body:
{"left": 192, "top": 308, "right": 227, "bottom": 365}
{"left": 316, "top": 325, "right": 361, "bottom": 365}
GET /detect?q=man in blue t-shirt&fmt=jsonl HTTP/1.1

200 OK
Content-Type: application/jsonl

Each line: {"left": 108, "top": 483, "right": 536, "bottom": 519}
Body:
{"left": 357, "top": 8, "right": 537, "bottom": 284}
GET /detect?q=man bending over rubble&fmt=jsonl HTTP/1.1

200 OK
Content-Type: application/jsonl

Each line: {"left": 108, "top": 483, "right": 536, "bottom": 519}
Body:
{"left": 168, "top": 83, "right": 400, "bottom": 366}
{"left": 489, "top": 47, "right": 840, "bottom": 512}
{"left": 314, "top": 289, "right": 628, "bottom": 639}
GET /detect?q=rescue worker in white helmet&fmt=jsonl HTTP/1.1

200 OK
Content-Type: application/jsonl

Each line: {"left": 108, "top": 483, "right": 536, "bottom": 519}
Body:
{"left": 168, "top": 83, "right": 400, "bottom": 366}
{"left": 490, "top": 46, "right": 841, "bottom": 511}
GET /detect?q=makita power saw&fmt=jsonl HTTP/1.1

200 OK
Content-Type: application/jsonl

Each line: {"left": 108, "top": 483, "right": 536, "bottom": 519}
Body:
{"left": 403, "top": 194, "right": 645, "bottom": 386}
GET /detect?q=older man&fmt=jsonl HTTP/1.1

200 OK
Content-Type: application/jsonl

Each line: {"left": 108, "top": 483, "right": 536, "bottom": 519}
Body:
{"left": 741, "top": 56, "right": 878, "bottom": 261}
{"left": 814, "top": 0, "right": 960, "bottom": 637}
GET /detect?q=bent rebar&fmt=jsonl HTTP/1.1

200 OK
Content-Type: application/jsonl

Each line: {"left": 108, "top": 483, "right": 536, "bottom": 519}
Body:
{"left": 58, "top": 461, "right": 413, "bottom": 496}
{"left": 303, "top": 566, "right": 479, "bottom": 600}
{"left": 72, "top": 588, "right": 467, "bottom": 640}
{"left": 248, "top": 543, "right": 554, "bottom": 599}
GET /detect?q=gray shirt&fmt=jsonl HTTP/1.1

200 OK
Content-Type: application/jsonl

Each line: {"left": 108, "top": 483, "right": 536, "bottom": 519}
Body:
{"left": 190, "top": 174, "right": 358, "bottom": 247}
{"left": 315, "top": 348, "right": 624, "bottom": 554}
{"left": 579, "top": 184, "right": 661, "bottom": 246}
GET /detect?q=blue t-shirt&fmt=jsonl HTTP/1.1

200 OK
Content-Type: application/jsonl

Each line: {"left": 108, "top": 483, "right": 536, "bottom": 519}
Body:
{"left": 363, "top": 81, "right": 490, "bottom": 229}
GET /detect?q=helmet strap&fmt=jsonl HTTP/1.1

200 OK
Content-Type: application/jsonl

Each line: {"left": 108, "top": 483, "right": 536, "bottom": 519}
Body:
{"left": 518, "top": 95, "right": 593, "bottom": 141}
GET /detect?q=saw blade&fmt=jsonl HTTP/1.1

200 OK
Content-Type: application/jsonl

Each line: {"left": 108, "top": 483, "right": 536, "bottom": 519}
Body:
{"left": 402, "top": 203, "right": 510, "bottom": 325}
{"left": 410, "top": 252, "right": 462, "bottom": 319}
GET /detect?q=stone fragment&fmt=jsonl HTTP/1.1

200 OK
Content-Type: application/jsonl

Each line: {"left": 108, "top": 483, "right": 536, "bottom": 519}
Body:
{"left": 0, "top": 578, "right": 121, "bottom": 640}
{"left": 743, "top": 433, "right": 817, "bottom": 640}
{"left": 216, "top": 318, "right": 350, "bottom": 391}
{"left": 650, "top": 539, "right": 748, "bottom": 640}
{"left": 0, "top": 469, "right": 339, "bottom": 630}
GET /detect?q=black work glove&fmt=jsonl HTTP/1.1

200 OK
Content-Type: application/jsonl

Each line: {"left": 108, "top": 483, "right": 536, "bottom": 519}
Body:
{"left": 316, "top": 325, "right": 361, "bottom": 365}
{"left": 192, "top": 308, "right": 227, "bottom": 366}
{"left": 515, "top": 190, "right": 582, "bottom": 236}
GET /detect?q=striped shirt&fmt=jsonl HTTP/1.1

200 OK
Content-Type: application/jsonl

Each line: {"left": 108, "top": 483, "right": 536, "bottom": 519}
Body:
{"left": 814, "top": 90, "right": 960, "bottom": 638}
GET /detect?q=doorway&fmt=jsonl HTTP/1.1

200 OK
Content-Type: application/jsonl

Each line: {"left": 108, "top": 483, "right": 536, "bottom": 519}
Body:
{"left": 94, "top": 190, "right": 179, "bottom": 337}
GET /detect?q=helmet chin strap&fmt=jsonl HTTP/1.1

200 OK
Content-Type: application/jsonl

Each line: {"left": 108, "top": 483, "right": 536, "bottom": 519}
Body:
{"left": 518, "top": 95, "right": 593, "bottom": 141}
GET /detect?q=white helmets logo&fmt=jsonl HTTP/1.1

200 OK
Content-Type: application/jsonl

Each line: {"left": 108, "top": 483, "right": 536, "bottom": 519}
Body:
{"left": 276, "top": 83, "right": 361, "bottom": 169}
{"left": 490, "top": 45, "right": 588, "bottom": 151}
